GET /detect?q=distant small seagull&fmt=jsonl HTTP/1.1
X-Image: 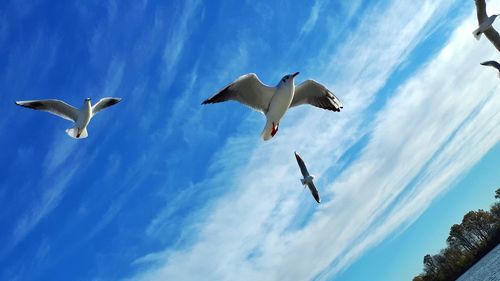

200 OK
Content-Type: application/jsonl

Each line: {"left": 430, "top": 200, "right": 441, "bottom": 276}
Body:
{"left": 202, "top": 73, "right": 342, "bottom": 141}
{"left": 480, "top": 60, "right": 500, "bottom": 77}
{"left": 15, "top": 97, "right": 121, "bottom": 139}
{"left": 473, "top": 14, "right": 499, "bottom": 40}
{"left": 294, "top": 151, "right": 320, "bottom": 203}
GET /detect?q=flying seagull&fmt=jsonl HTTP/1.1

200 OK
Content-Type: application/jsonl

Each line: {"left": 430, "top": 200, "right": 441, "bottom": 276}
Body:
{"left": 473, "top": 0, "right": 500, "bottom": 44}
{"left": 294, "top": 151, "right": 320, "bottom": 203}
{"left": 202, "top": 73, "right": 342, "bottom": 141}
{"left": 473, "top": 14, "right": 498, "bottom": 40}
{"left": 15, "top": 97, "right": 121, "bottom": 139}
{"left": 480, "top": 60, "right": 500, "bottom": 77}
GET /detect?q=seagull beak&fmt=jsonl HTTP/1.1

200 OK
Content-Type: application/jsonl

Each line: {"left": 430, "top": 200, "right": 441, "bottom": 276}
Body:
{"left": 292, "top": 72, "right": 300, "bottom": 78}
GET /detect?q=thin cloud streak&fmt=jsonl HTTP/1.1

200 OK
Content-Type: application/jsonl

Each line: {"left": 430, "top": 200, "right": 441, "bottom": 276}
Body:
{"left": 300, "top": 0, "right": 323, "bottom": 35}
{"left": 160, "top": 0, "right": 203, "bottom": 91}
{"left": 10, "top": 166, "right": 78, "bottom": 251}
{"left": 103, "top": 57, "right": 125, "bottom": 98}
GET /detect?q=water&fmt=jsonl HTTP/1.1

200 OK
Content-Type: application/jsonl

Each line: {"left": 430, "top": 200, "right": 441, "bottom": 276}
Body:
{"left": 457, "top": 244, "right": 500, "bottom": 281}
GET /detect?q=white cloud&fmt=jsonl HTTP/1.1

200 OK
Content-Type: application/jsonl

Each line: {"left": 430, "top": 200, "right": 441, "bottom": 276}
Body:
{"left": 315, "top": 12, "right": 500, "bottom": 279}
{"left": 42, "top": 134, "right": 79, "bottom": 175}
{"left": 300, "top": 0, "right": 323, "bottom": 35}
{"left": 126, "top": 1, "right": 499, "bottom": 281}
{"left": 11, "top": 166, "right": 77, "bottom": 248}
{"left": 103, "top": 57, "right": 125, "bottom": 98}
{"left": 160, "top": 0, "right": 203, "bottom": 91}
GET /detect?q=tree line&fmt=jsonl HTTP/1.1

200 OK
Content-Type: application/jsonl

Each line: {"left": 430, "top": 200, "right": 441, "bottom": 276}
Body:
{"left": 413, "top": 188, "right": 500, "bottom": 281}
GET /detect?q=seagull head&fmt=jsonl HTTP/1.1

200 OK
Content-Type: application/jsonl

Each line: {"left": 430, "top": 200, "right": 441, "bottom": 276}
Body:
{"left": 278, "top": 72, "right": 300, "bottom": 86}
{"left": 85, "top": 98, "right": 91, "bottom": 102}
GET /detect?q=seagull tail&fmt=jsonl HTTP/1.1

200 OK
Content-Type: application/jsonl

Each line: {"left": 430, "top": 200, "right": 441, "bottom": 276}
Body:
{"left": 66, "top": 127, "right": 88, "bottom": 139}
{"left": 473, "top": 28, "right": 482, "bottom": 40}
{"left": 300, "top": 179, "right": 306, "bottom": 185}
{"left": 260, "top": 121, "right": 274, "bottom": 141}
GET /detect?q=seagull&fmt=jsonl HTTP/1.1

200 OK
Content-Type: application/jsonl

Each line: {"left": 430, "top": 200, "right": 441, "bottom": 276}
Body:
{"left": 202, "top": 73, "right": 342, "bottom": 141}
{"left": 474, "top": 0, "right": 500, "bottom": 51}
{"left": 294, "top": 151, "right": 320, "bottom": 203}
{"left": 473, "top": 13, "right": 498, "bottom": 40}
{"left": 15, "top": 97, "right": 121, "bottom": 139}
{"left": 480, "top": 60, "right": 500, "bottom": 77}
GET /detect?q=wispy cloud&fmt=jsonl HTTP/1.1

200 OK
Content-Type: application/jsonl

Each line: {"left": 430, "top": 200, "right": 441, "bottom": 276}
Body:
{"left": 43, "top": 135, "right": 79, "bottom": 175}
{"left": 315, "top": 12, "right": 500, "bottom": 279}
{"left": 11, "top": 165, "right": 77, "bottom": 249}
{"left": 126, "top": 1, "right": 489, "bottom": 280}
{"left": 103, "top": 57, "right": 125, "bottom": 98}
{"left": 160, "top": 0, "right": 203, "bottom": 91}
{"left": 300, "top": 0, "right": 323, "bottom": 35}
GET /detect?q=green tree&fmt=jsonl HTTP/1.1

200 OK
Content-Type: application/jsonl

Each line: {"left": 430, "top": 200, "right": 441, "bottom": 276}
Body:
{"left": 423, "top": 254, "right": 438, "bottom": 276}
{"left": 490, "top": 202, "right": 500, "bottom": 221}
{"left": 462, "top": 210, "right": 495, "bottom": 243}
{"left": 447, "top": 224, "right": 477, "bottom": 253}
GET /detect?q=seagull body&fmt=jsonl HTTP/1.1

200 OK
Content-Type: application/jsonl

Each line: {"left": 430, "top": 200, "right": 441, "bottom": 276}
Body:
{"left": 294, "top": 152, "right": 320, "bottom": 203}
{"left": 15, "top": 97, "right": 121, "bottom": 139}
{"left": 480, "top": 60, "right": 500, "bottom": 77}
{"left": 473, "top": 14, "right": 498, "bottom": 40}
{"left": 202, "top": 73, "right": 342, "bottom": 141}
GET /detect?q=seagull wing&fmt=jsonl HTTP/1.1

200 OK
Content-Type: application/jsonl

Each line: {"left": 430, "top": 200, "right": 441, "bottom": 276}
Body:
{"left": 294, "top": 152, "right": 310, "bottom": 177}
{"left": 15, "top": 99, "right": 79, "bottom": 122}
{"left": 480, "top": 60, "right": 500, "bottom": 71}
{"left": 290, "top": 80, "right": 343, "bottom": 112}
{"left": 307, "top": 181, "right": 321, "bottom": 203}
{"left": 202, "top": 73, "right": 275, "bottom": 113}
{"left": 475, "top": 0, "right": 488, "bottom": 23}
{"left": 92, "top": 97, "right": 122, "bottom": 115}
{"left": 483, "top": 28, "right": 500, "bottom": 52}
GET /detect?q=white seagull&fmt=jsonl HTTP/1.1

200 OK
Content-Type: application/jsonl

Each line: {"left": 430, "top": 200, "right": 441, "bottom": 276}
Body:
{"left": 480, "top": 60, "right": 500, "bottom": 77}
{"left": 294, "top": 152, "right": 320, "bottom": 203}
{"left": 15, "top": 97, "right": 121, "bottom": 139}
{"left": 202, "top": 73, "right": 342, "bottom": 141}
{"left": 473, "top": 13, "right": 499, "bottom": 40}
{"left": 474, "top": 0, "right": 500, "bottom": 51}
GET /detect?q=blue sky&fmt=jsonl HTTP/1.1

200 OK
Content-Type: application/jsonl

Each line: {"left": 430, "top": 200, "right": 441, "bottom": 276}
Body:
{"left": 1, "top": 0, "right": 500, "bottom": 280}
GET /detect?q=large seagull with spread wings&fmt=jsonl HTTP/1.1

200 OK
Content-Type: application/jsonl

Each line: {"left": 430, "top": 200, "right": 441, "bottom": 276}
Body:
{"left": 15, "top": 97, "right": 121, "bottom": 139}
{"left": 202, "top": 73, "right": 342, "bottom": 141}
